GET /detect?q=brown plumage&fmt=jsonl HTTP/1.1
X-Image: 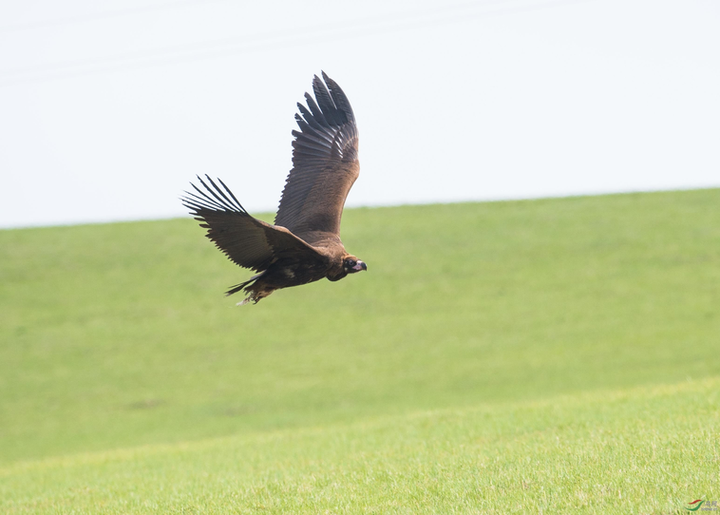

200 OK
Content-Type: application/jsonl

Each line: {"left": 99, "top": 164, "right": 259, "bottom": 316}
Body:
{"left": 181, "top": 72, "right": 366, "bottom": 304}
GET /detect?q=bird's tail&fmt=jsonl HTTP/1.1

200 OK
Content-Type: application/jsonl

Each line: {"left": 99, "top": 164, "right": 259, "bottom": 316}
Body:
{"left": 226, "top": 272, "right": 262, "bottom": 296}
{"left": 225, "top": 281, "right": 252, "bottom": 297}
{"left": 226, "top": 271, "right": 269, "bottom": 305}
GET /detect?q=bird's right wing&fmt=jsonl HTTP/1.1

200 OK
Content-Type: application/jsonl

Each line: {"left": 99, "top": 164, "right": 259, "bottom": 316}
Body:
{"left": 274, "top": 72, "right": 359, "bottom": 244}
{"left": 181, "top": 175, "right": 326, "bottom": 272}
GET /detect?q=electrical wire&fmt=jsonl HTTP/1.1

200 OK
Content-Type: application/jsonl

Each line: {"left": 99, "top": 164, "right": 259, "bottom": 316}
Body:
{"left": 0, "top": 0, "right": 596, "bottom": 87}
{"left": 0, "top": 0, "right": 231, "bottom": 33}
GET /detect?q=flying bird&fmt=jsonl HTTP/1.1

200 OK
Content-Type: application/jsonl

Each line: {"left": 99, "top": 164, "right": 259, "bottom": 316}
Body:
{"left": 181, "top": 72, "right": 366, "bottom": 304}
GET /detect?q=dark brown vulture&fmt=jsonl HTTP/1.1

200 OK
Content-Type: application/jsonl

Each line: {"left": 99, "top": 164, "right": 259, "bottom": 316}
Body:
{"left": 181, "top": 72, "right": 366, "bottom": 304}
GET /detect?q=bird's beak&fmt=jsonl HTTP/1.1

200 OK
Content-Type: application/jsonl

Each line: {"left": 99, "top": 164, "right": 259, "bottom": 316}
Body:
{"left": 352, "top": 260, "right": 367, "bottom": 271}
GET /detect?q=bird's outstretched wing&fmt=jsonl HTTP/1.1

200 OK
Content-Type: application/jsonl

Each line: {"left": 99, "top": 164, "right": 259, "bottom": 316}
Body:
{"left": 181, "top": 175, "right": 326, "bottom": 272}
{"left": 274, "top": 72, "right": 359, "bottom": 244}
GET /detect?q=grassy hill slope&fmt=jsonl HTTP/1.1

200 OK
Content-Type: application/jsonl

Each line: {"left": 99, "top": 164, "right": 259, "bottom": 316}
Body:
{"left": 1, "top": 189, "right": 719, "bottom": 513}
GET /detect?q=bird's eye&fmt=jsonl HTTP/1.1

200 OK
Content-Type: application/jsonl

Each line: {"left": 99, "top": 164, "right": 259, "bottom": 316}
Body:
{"left": 346, "top": 259, "right": 356, "bottom": 268}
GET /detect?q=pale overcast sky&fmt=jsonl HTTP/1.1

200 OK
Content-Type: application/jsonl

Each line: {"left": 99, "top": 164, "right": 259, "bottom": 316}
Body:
{"left": 1, "top": 0, "right": 718, "bottom": 228}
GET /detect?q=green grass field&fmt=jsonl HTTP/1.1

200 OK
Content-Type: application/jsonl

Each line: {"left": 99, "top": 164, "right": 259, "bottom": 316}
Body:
{"left": 1, "top": 189, "right": 719, "bottom": 513}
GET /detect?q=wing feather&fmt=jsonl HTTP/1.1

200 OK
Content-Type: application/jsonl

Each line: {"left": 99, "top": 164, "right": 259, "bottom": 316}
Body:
{"left": 274, "top": 72, "right": 359, "bottom": 244}
{"left": 181, "top": 175, "right": 325, "bottom": 272}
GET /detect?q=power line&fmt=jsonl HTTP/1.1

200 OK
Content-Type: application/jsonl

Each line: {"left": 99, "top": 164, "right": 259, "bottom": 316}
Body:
{"left": 0, "top": 0, "right": 231, "bottom": 33}
{"left": 0, "top": 0, "right": 595, "bottom": 87}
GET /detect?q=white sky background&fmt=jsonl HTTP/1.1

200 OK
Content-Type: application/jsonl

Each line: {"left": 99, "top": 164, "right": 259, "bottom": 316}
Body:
{"left": 0, "top": 0, "right": 718, "bottom": 228}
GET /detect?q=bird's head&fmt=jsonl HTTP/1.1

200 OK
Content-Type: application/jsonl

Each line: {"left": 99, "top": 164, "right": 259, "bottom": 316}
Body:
{"left": 343, "top": 255, "right": 367, "bottom": 274}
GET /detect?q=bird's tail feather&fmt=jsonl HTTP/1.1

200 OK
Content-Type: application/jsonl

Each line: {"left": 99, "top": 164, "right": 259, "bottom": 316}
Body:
{"left": 226, "top": 271, "right": 266, "bottom": 304}
{"left": 225, "top": 273, "right": 261, "bottom": 296}
{"left": 225, "top": 281, "right": 251, "bottom": 297}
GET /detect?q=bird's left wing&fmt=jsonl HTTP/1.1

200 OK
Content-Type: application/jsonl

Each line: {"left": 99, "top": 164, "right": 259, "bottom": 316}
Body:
{"left": 181, "top": 175, "right": 326, "bottom": 272}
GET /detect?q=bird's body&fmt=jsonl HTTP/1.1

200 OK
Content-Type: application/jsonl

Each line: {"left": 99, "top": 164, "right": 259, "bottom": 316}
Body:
{"left": 181, "top": 73, "right": 366, "bottom": 304}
